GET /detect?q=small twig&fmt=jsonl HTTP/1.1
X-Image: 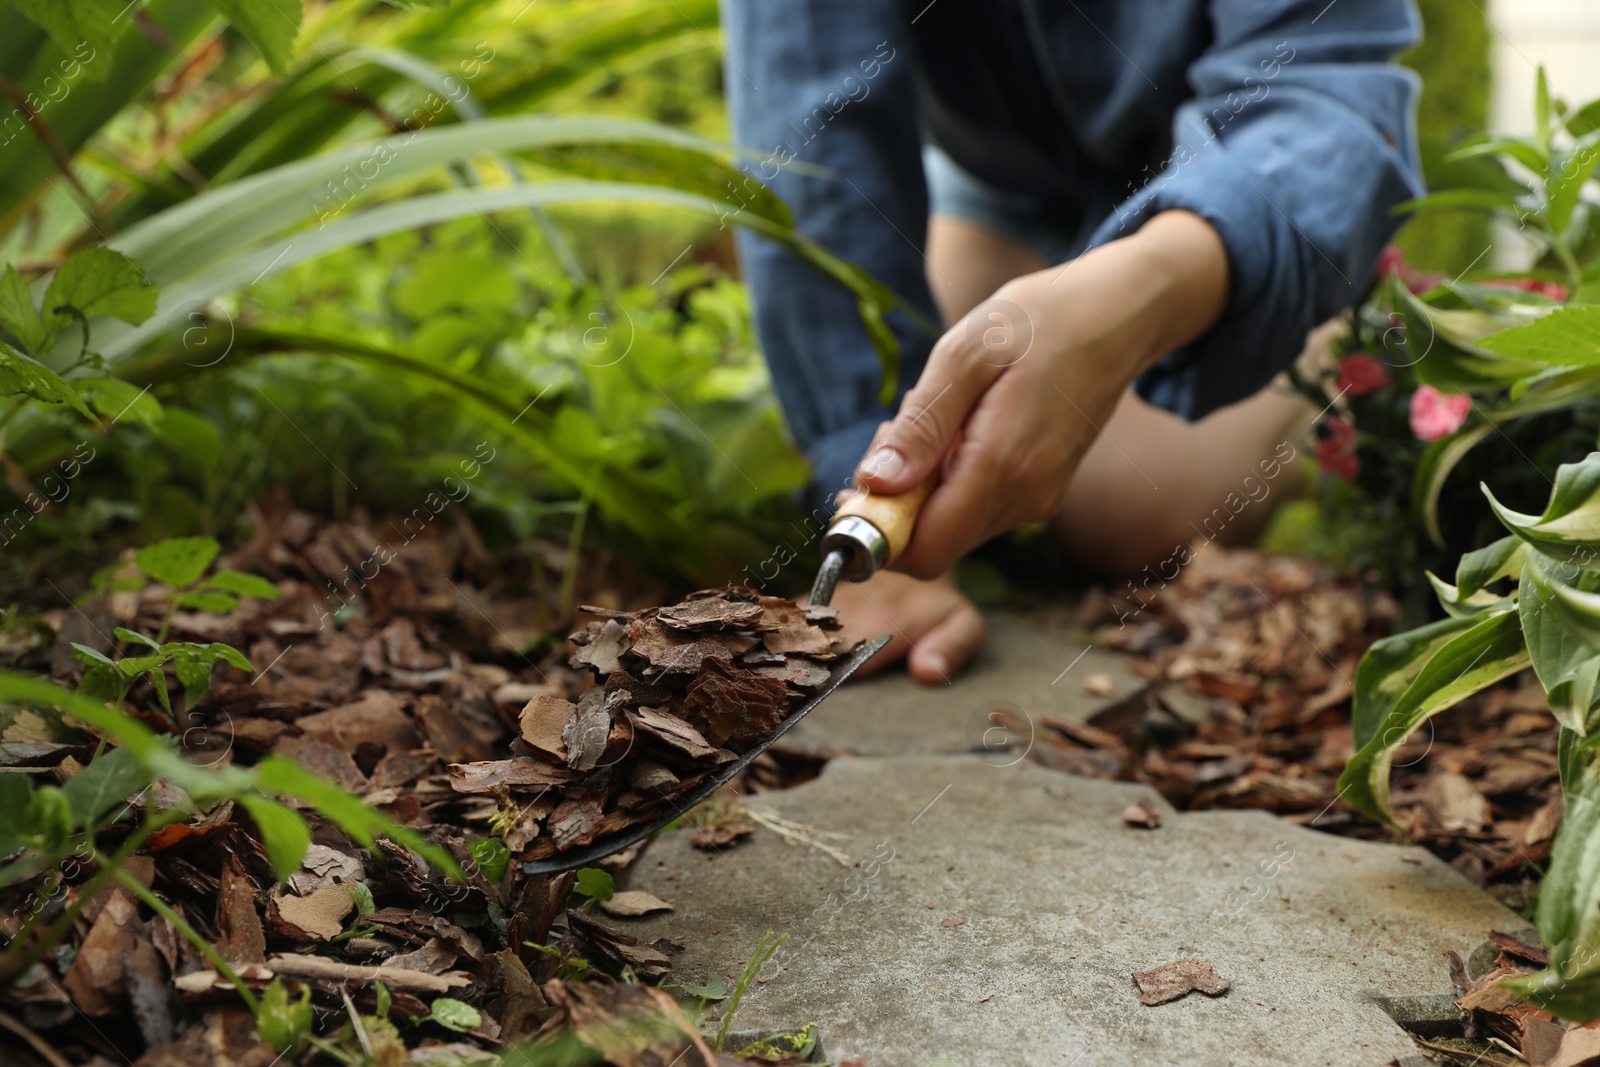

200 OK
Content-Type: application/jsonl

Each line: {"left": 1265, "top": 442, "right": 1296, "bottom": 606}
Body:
{"left": 1412, "top": 1037, "right": 1520, "bottom": 1067}
{"left": 340, "top": 987, "right": 373, "bottom": 1058}
{"left": 0, "top": 1009, "right": 73, "bottom": 1067}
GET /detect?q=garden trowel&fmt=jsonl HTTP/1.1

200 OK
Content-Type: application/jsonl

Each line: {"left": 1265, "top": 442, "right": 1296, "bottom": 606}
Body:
{"left": 522, "top": 479, "right": 933, "bottom": 874}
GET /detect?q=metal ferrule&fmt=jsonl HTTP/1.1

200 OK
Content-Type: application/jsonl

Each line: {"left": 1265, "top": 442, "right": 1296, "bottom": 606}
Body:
{"left": 821, "top": 514, "right": 890, "bottom": 582}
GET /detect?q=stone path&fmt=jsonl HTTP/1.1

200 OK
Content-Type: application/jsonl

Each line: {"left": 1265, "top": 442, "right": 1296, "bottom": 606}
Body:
{"left": 617, "top": 613, "right": 1524, "bottom": 1066}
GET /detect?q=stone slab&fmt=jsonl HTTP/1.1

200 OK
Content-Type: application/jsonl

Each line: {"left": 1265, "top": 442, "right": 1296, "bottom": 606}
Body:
{"left": 786, "top": 613, "right": 1143, "bottom": 756}
{"left": 619, "top": 755, "right": 1520, "bottom": 1067}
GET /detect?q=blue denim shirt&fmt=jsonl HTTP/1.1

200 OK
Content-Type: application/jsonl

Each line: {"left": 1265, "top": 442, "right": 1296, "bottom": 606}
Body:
{"left": 720, "top": 0, "right": 1424, "bottom": 513}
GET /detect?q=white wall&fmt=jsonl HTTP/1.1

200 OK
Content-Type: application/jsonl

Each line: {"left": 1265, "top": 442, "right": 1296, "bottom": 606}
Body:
{"left": 1489, "top": 0, "right": 1600, "bottom": 135}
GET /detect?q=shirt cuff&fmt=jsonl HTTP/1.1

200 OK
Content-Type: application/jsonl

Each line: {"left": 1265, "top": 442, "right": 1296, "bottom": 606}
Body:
{"left": 1085, "top": 151, "right": 1306, "bottom": 422}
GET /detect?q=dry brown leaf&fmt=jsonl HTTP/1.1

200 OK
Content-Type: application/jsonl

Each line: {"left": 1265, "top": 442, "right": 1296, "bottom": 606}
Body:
{"left": 1131, "top": 958, "right": 1231, "bottom": 1005}
{"left": 272, "top": 884, "right": 356, "bottom": 942}
{"left": 1425, "top": 771, "right": 1491, "bottom": 833}
{"left": 598, "top": 891, "right": 674, "bottom": 918}
{"left": 1122, "top": 799, "right": 1163, "bottom": 829}
{"left": 519, "top": 695, "right": 575, "bottom": 761}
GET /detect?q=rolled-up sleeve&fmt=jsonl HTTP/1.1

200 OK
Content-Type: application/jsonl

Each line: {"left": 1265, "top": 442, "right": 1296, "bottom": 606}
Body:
{"left": 721, "top": 0, "right": 940, "bottom": 513}
{"left": 1086, "top": 0, "right": 1424, "bottom": 420}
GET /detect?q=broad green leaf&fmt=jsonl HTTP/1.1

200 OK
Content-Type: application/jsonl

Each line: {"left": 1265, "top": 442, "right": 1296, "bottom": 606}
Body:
{"left": 209, "top": 0, "right": 302, "bottom": 76}
{"left": 1458, "top": 536, "right": 1530, "bottom": 598}
{"left": 114, "top": 627, "right": 161, "bottom": 652}
{"left": 200, "top": 570, "right": 280, "bottom": 600}
{"left": 1549, "top": 133, "right": 1600, "bottom": 238}
{"left": 256, "top": 977, "right": 313, "bottom": 1052}
{"left": 207, "top": 642, "right": 254, "bottom": 672}
{"left": 43, "top": 247, "right": 157, "bottom": 329}
{"left": 1350, "top": 614, "right": 1480, "bottom": 748}
{"left": 1393, "top": 189, "right": 1523, "bottom": 217}
{"left": 393, "top": 250, "right": 519, "bottom": 319}
{"left": 115, "top": 653, "right": 166, "bottom": 677}
{"left": 9, "top": 0, "right": 130, "bottom": 77}
{"left": 173, "top": 590, "right": 239, "bottom": 614}
{"left": 469, "top": 837, "right": 510, "bottom": 884}
{"left": 1487, "top": 453, "right": 1600, "bottom": 563}
{"left": 77, "top": 378, "right": 163, "bottom": 428}
{"left": 136, "top": 536, "right": 220, "bottom": 588}
{"left": 1414, "top": 422, "right": 1498, "bottom": 548}
{"left": 0, "top": 772, "right": 34, "bottom": 855}
{"left": 168, "top": 650, "right": 216, "bottom": 709}
{"left": 573, "top": 867, "right": 614, "bottom": 901}
{"left": 1524, "top": 553, "right": 1600, "bottom": 733}
{"left": 238, "top": 794, "right": 311, "bottom": 880}
{"left": 1446, "top": 135, "right": 1548, "bottom": 176}
{"left": 1338, "top": 609, "right": 1530, "bottom": 822}
{"left": 1480, "top": 306, "right": 1600, "bottom": 368}
{"left": 0, "top": 266, "right": 47, "bottom": 354}
{"left": 1428, "top": 536, "right": 1529, "bottom": 617}
{"left": 1570, "top": 98, "right": 1600, "bottom": 137}
{"left": 251, "top": 757, "right": 462, "bottom": 878}
{"left": 0, "top": 344, "right": 96, "bottom": 420}
{"left": 1389, "top": 280, "right": 1543, "bottom": 393}
{"left": 1502, "top": 769, "right": 1600, "bottom": 1021}
{"left": 61, "top": 746, "right": 147, "bottom": 829}
{"left": 342, "top": 880, "right": 375, "bottom": 917}
{"left": 424, "top": 997, "right": 481, "bottom": 1033}
{"left": 685, "top": 973, "right": 728, "bottom": 1000}
{"left": 27, "top": 787, "right": 73, "bottom": 850}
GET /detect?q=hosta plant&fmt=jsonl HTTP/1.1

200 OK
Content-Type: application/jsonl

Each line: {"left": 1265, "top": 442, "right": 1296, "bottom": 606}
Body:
{"left": 1338, "top": 449, "right": 1600, "bottom": 1019}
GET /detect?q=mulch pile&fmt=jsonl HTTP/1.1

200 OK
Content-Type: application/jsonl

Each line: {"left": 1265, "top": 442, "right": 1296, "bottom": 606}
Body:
{"left": 1054, "top": 544, "right": 1559, "bottom": 894}
{"left": 0, "top": 503, "right": 830, "bottom": 1067}
{"left": 461, "top": 590, "right": 851, "bottom": 864}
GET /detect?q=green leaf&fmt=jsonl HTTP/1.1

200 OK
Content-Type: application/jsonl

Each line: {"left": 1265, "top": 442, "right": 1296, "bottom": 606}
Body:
{"left": 61, "top": 746, "right": 147, "bottom": 829}
{"left": 0, "top": 344, "right": 96, "bottom": 420}
{"left": 27, "top": 787, "right": 73, "bottom": 850}
{"left": 76, "top": 378, "right": 163, "bottom": 428}
{"left": 1486, "top": 453, "right": 1600, "bottom": 563}
{"left": 251, "top": 757, "right": 462, "bottom": 878}
{"left": 238, "top": 794, "right": 311, "bottom": 880}
{"left": 1428, "top": 536, "right": 1528, "bottom": 617}
{"left": 424, "top": 997, "right": 481, "bottom": 1033}
{"left": 1501, "top": 770, "right": 1600, "bottom": 1021}
{"left": 1480, "top": 306, "right": 1600, "bottom": 368}
{"left": 114, "top": 627, "right": 161, "bottom": 652}
{"left": 469, "top": 837, "right": 510, "bottom": 884}
{"left": 135, "top": 536, "right": 220, "bottom": 588}
{"left": 1537, "top": 66, "right": 1554, "bottom": 158}
{"left": 168, "top": 650, "right": 217, "bottom": 709}
{"left": 8, "top": 0, "right": 131, "bottom": 77}
{"left": 208, "top": 0, "right": 302, "bottom": 77}
{"left": 0, "top": 266, "right": 47, "bottom": 354}
{"left": 1548, "top": 134, "right": 1600, "bottom": 239}
{"left": 172, "top": 590, "right": 240, "bottom": 614}
{"left": 43, "top": 247, "right": 157, "bottom": 329}
{"left": 1350, "top": 614, "right": 1481, "bottom": 748}
{"left": 207, "top": 642, "right": 254, "bottom": 672}
{"left": 1523, "top": 552, "right": 1600, "bottom": 732}
{"left": 1393, "top": 189, "right": 1523, "bottom": 217}
{"left": 342, "top": 880, "right": 375, "bottom": 917}
{"left": 1338, "top": 609, "right": 1530, "bottom": 822}
{"left": 1389, "top": 280, "right": 1543, "bottom": 392}
{"left": 200, "top": 570, "right": 280, "bottom": 600}
{"left": 255, "top": 977, "right": 313, "bottom": 1052}
{"left": 573, "top": 867, "right": 614, "bottom": 901}
{"left": 684, "top": 973, "right": 728, "bottom": 1001}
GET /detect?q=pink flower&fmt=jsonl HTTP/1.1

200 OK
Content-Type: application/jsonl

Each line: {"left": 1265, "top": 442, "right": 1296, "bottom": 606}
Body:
{"left": 1408, "top": 385, "right": 1472, "bottom": 442}
{"left": 1484, "top": 277, "right": 1569, "bottom": 302}
{"left": 1335, "top": 353, "right": 1393, "bottom": 397}
{"left": 1376, "top": 245, "right": 1445, "bottom": 294}
{"left": 1315, "top": 417, "right": 1360, "bottom": 480}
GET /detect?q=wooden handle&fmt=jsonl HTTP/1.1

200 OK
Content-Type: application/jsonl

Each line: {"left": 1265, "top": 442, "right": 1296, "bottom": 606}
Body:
{"left": 834, "top": 473, "right": 936, "bottom": 566}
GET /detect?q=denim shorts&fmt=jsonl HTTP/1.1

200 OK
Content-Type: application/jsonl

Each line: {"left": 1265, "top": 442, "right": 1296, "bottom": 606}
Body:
{"left": 922, "top": 144, "right": 1086, "bottom": 265}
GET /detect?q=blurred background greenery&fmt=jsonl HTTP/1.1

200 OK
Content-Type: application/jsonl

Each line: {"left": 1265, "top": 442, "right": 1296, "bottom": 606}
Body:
{"left": 0, "top": 0, "right": 1516, "bottom": 616}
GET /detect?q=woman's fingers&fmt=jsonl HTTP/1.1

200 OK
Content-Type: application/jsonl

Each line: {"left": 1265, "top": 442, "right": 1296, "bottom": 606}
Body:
{"left": 853, "top": 309, "right": 1008, "bottom": 495}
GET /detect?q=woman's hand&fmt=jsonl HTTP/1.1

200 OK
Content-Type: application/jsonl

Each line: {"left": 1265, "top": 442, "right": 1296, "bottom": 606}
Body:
{"left": 853, "top": 209, "right": 1232, "bottom": 578}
